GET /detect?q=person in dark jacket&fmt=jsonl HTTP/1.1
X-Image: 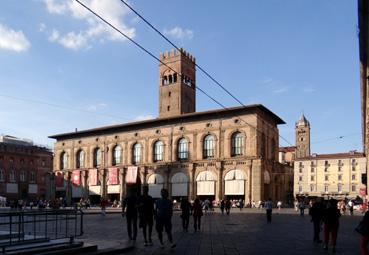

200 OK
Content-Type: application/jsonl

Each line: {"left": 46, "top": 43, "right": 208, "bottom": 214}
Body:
{"left": 322, "top": 199, "right": 341, "bottom": 252}
{"left": 192, "top": 198, "right": 203, "bottom": 232}
{"left": 358, "top": 209, "right": 369, "bottom": 255}
{"left": 309, "top": 198, "right": 323, "bottom": 243}
{"left": 220, "top": 199, "right": 225, "bottom": 214}
{"left": 180, "top": 198, "right": 191, "bottom": 232}
{"left": 122, "top": 187, "right": 139, "bottom": 241}
{"left": 137, "top": 185, "right": 154, "bottom": 246}
{"left": 155, "top": 189, "right": 176, "bottom": 248}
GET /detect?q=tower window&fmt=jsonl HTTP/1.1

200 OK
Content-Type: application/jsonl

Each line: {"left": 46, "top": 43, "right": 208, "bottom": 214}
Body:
{"left": 168, "top": 75, "right": 173, "bottom": 84}
{"left": 167, "top": 106, "right": 170, "bottom": 111}
{"left": 168, "top": 92, "right": 171, "bottom": 97}
{"left": 173, "top": 73, "right": 177, "bottom": 83}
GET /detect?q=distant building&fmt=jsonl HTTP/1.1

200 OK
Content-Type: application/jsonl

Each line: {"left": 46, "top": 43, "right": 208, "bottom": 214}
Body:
{"left": 0, "top": 135, "right": 53, "bottom": 202}
{"left": 294, "top": 151, "right": 366, "bottom": 199}
{"left": 295, "top": 114, "right": 310, "bottom": 159}
{"left": 49, "top": 49, "right": 292, "bottom": 205}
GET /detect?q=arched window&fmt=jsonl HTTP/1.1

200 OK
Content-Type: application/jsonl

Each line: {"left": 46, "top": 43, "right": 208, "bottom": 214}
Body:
{"left": 112, "top": 145, "right": 122, "bottom": 165}
{"left": 93, "top": 148, "right": 102, "bottom": 167}
{"left": 30, "top": 172, "right": 35, "bottom": 183}
{"left": 9, "top": 170, "right": 16, "bottom": 182}
{"left": 20, "top": 171, "right": 26, "bottom": 182}
{"left": 0, "top": 169, "right": 4, "bottom": 182}
{"left": 60, "top": 152, "right": 68, "bottom": 170}
{"left": 132, "top": 143, "right": 142, "bottom": 164}
{"left": 76, "top": 150, "right": 85, "bottom": 169}
{"left": 231, "top": 132, "right": 244, "bottom": 156}
{"left": 203, "top": 135, "right": 215, "bottom": 159}
{"left": 177, "top": 138, "right": 188, "bottom": 160}
{"left": 154, "top": 141, "right": 164, "bottom": 162}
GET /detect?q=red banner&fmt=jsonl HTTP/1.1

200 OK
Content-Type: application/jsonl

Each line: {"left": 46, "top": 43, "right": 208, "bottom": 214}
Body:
{"left": 71, "top": 170, "right": 81, "bottom": 186}
{"left": 89, "top": 169, "right": 98, "bottom": 186}
{"left": 55, "top": 172, "right": 64, "bottom": 187}
{"left": 108, "top": 168, "right": 119, "bottom": 185}
{"left": 126, "top": 166, "right": 138, "bottom": 184}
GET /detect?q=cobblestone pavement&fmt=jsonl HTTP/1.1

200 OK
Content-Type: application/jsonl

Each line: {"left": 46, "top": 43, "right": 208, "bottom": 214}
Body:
{"left": 79, "top": 209, "right": 363, "bottom": 255}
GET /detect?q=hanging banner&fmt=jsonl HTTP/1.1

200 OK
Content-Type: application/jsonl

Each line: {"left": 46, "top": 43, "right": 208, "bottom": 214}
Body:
{"left": 126, "top": 166, "right": 138, "bottom": 184}
{"left": 89, "top": 169, "right": 98, "bottom": 186}
{"left": 55, "top": 172, "right": 64, "bottom": 187}
{"left": 108, "top": 168, "right": 119, "bottom": 185}
{"left": 71, "top": 170, "right": 81, "bottom": 186}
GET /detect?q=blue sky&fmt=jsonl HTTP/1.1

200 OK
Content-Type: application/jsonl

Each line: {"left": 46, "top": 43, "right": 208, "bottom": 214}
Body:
{"left": 0, "top": 0, "right": 362, "bottom": 153}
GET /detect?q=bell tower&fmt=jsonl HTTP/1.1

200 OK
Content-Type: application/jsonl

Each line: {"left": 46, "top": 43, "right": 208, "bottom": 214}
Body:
{"left": 295, "top": 113, "right": 311, "bottom": 158}
{"left": 159, "top": 49, "right": 196, "bottom": 118}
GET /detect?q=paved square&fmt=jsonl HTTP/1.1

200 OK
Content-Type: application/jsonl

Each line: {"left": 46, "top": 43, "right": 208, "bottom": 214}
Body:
{"left": 79, "top": 209, "right": 363, "bottom": 255}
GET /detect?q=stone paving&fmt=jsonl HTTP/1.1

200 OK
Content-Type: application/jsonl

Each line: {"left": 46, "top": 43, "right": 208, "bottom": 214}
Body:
{"left": 79, "top": 209, "right": 364, "bottom": 255}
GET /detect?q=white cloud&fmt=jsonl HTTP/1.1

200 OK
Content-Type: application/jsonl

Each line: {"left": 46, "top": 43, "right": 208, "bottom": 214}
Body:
{"left": 48, "top": 29, "right": 60, "bottom": 42}
{"left": 273, "top": 87, "right": 289, "bottom": 94}
{"left": 42, "top": 0, "right": 135, "bottom": 50}
{"left": 0, "top": 23, "right": 30, "bottom": 52}
{"left": 163, "top": 26, "right": 194, "bottom": 40}
{"left": 134, "top": 114, "right": 154, "bottom": 121}
{"left": 86, "top": 102, "right": 108, "bottom": 112}
{"left": 39, "top": 23, "right": 46, "bottom": 32}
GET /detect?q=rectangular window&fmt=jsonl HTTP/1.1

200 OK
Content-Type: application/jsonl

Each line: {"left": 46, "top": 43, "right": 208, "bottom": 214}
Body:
{"left": 338, "top": 166, "right": 342, "bottom": 172}
{"left": 325, "top": 175, "right": 329, "bottom": 181}
{"left": 310, "top": 184, "right": 315, "bottom": 192}
{"left": 324, "top": 185, "right": 329, "bottom": 192}
{"left": 299, "top": 176, "right": 303, "bottom": 182}
{"left": 352, "top": 185, "right": 356, "bottom": 192}
{"left": 324, "top": 167, "right": 328, "bottom": 172}
{"left": 338, "top": 175, "right": 342, "bottom": 181}
{"left": 338, "top": 184, "right": 342, "bottom": 193}
{"left": 299, "top": 168, "right": 303, "bottom": 174}
{"left": 299, "top": 162, "right": 303, "bottom": 167}
{"left": 352, "top": 174, "right": 356, "bottom": 180}
{"left": 299, "top": 186, "right": 302, "bottom": 193}
{"left": 311, "top": 167, "right": 314, "bottom": 173}
{"left": 310, "top": 175, "right": 314, "bottom": 182}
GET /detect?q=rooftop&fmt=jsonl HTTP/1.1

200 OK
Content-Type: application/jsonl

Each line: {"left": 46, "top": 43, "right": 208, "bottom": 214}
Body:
{"left": 49, "top": 104, "right": 285, "bottom": 140}
{"left": 297, "top": 151, "right": 365, "bottom": 160}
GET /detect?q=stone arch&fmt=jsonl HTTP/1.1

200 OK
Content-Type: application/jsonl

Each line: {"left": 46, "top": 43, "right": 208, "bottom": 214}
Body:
{"left": 224, "top": 169, "right": 247, "bottom": 196}
{"left": 170, "top": 172, "right": 189, "bottom": 197}
{"left": 196, "top": 170, "right": 216, "bottom": 196}
{"left": 147, "top": 173, "right": 164, "bottom": 198}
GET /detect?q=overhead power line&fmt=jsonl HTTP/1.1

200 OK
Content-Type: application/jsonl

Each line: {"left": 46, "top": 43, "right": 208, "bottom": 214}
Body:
{"left": 74, "top": 0, "right": 293, "bottom": 146}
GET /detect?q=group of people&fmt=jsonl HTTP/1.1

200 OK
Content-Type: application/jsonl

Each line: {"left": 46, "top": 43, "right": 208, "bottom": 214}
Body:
{"left": 121, "top": 186, "right": 176, "bottom": 248}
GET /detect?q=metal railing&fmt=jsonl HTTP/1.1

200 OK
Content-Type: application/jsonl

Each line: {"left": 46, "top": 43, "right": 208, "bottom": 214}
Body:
{"left": 0, "top": 209, "right": 83, "bottom": 252}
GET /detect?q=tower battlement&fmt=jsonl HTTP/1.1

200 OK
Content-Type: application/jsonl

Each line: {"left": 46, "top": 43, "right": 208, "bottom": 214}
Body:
{"left": 160, "top": 48, "right": 196, "bottom": 63}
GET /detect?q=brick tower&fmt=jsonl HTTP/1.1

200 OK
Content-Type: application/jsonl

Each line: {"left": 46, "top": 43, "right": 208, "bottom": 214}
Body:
{"left": 158, "top": 49, "right": 196, "bottom": 118}
{"left": 295, "top": 113, "right": 311, "bottom": 158}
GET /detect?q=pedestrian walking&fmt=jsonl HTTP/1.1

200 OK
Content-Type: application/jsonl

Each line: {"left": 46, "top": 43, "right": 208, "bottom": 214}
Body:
{"left": 322, "top": 199, "right": 341, "bottom": 252}
{"left": 348, "top": 200, "right": 354, "bottom": 216}
{"left": 220, "top": 199, "right": 225, "bottom": 214}
{"left": 100, "top": 198, "right": 107, "bottom": 216}
{"left": 309, "top": 198, "right": 323, "bottom": 243}
{"left": 265, "top": 198, "right": 273, "bottom": 223}
{"left": 357, "top": 209, "right": 369, "bottom": 255}
{"left": 225, "top": 199, "right": 232, "bottom": 215}
{"left": 193, "top": 198, "right": 203, "bottom": 232}
{"left": 155, "top": 188, "right": 176, "bottom": 249}
{"left": 299, "top": 200, "right": 305, "bottom": 216}
{"left": 180, "top": 198, "right": 191, "bottom": 232}
{"left": 239, "top": 199, "right": 244, "bottom": 211}
{"left": 122, "top": 187, "right": 139, "bottom": 242}
{"left": 137, "top": 185, "right": 154, "bottom": 246}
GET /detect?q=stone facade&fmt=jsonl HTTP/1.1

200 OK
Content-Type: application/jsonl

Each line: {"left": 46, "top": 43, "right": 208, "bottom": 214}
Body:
{"left": 0, "top": 135, "right": 53, "bottom": 201}
{"left": 294, "top": 152, "right": 366, "bottom": 199}
{"left": 49, "top": 49, "right": 290, "bottom": 205}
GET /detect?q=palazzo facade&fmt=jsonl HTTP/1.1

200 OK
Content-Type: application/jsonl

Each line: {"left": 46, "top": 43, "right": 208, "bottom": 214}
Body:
{"left": 50, "top": 49, "right": 290, "bottom": 204}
